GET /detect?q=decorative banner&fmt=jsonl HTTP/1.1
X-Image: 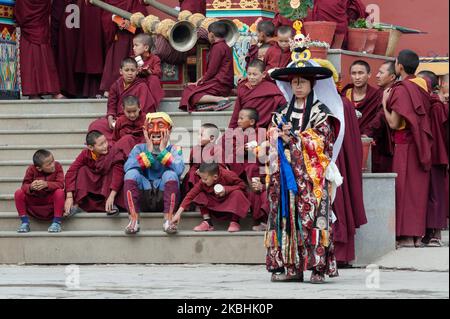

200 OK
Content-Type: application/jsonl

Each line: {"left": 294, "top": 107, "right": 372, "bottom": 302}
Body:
{"left": 0, "top": 1, "right": 19, "bottom": 100}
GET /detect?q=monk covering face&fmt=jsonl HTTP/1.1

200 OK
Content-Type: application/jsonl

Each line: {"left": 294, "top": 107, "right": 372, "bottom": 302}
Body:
{"left": 145, "top": 115, "right": 173, "bottom": 146}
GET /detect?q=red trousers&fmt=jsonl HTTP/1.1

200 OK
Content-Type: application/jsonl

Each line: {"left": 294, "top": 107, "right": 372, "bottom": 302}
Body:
{"left": 14, "top": 188, "right": 65, "bottom": 221}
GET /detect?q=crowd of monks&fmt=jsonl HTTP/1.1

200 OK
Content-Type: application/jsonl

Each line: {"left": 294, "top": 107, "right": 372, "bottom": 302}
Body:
{"left": 12, "top": 0, "right": 449, "bottom": 263}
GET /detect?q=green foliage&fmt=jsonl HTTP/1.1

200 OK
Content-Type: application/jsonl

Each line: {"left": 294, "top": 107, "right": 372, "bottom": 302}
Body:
{"left": 349, "top": 18, "right": 368, "bottom": 29}
{"left": 278, "top": 0, "right": 314, "bottom": 20}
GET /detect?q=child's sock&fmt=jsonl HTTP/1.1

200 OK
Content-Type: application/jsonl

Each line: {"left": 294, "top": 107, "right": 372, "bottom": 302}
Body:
{"left": 53, "top": 217, "right": 62, "bottom": 224}
{"left": 20, "top": 216, "right": 29, "bottom": 224}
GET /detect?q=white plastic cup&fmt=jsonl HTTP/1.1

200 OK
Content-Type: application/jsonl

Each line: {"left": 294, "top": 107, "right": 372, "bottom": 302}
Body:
{"left": 214, "top": 184, "right": 225, "bottom": 195}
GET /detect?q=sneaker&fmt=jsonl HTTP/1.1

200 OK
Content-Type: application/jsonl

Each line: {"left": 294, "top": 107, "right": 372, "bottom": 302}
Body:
{"left": 17, "top": 223, "right": 30, "bottom": 233}
{"left": 193, "top": 220, "right": 215, "bottom": 232}
{"left": 163, "top": 220, "right": 178, "bottom": 234}
{"left": 252, "top": 222, "right": 267, "bottom": 232}
{"left": 48, "top": 222, "right": 62, "bottom": 233}
{"left": 125, "top": 218, "right": 140, "bottom": 235}
{"left": 228, "top": 221, "right": 241, "bottom": 233}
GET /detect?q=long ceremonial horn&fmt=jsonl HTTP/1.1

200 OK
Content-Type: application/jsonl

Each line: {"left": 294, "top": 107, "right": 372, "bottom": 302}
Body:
{"left": 89, "top": 0, "right": 132, "bottom": 20}
{"left": 143, "top": 0, "right": 180, "bottom": 18}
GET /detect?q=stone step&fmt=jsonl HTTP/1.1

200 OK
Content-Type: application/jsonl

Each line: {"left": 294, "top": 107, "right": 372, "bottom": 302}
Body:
{"left": 0, "top": 161, "right": 196, "bottom": 179}
{"left": 0, "top": 127, "right": 226, "bottom": 146}
{"left": 0, "top": 230, "right": 264, "bottom": 264}
{"left": 0, "top": 144, "right": 199, "bottom": 161}
{"left": 0, "top": 111, "right": 233, "bottom": 131}
{"left": 0, "top": 212, "right": 256, "bottom": 232}
{"left": 0, "top": 98, "right": 236, "bottom": 114}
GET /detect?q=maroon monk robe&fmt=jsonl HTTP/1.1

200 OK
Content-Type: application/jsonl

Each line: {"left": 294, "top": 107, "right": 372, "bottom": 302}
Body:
{"left": 180, "top": 144, "right": 224, "bottom": 199}
{"left": 15, "top": 0, "right": 61, "bottom": 96}
{"left": 17, "top": 162, "right": 65, "bottom": 221}
{"left": 229, "top": 79, "right": 287, "bottom": 129}
{"left": 305, "top": 0, "right": 348, "bottom": 35}
{"left": 341, "top": 84, "right": 383, "bottom": 135}
{"left": 180, "top": 167, "right": 251, "bottom": 220}
{"left": 426, "top": 94, "right": 449, "bottom": 230}
{"left": 333, "top": 97, "right": 367, "bottom": 263}
{"left": 272, "top": 13, "right": 294, "bottom": 30}
{"left": 100, "top": 0, "right": 148, "bottom": 92}
{"left": 346, "top": 0, "right": 368, "bottom": 24}
{"left": 112, "top": 112, "right": 146, "bottom": 157}
{"left": 245, "top": 40, "right": 276, "bottom": 70}
{"left": 387, "top": 76, "right": 433, "bottom": 237}
{"left": 180, "top": 0, "right": 206, "bottom": 14}
{"left": 74, "top": 0, "right": 105, "bottom": 97}
{"left": 65, "top": 148, "right": 125, "bottom": 212}
{"left": 263, "top": 42, "right": 291, "bottom": 74}
{"left": 138, "top": 53, "right": 165, "bottom": 106}
{"left": 88, "top": 77, "right": 156, "bottom": 143}
{"left": 53, "top": 0, "right": 82, "bottom": 97}
{"left": 179, "top": 39, "right": 235, "bottom": 111}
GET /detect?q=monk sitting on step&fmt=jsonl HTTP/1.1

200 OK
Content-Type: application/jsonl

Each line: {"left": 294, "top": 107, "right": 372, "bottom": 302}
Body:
{"left": 133, "top": 33, "right": 165, "bottom": 107}
{"left": 64, "top": 130, "right": 125, "bottom": 217}
{"left": 88, "top": 57, "right": 157, "bottom": 143}
{"left": 179, "top": 21, "right": 235, "bottom": 112}
{"left": 181, "top": 123, "right": 222, "bottom": 203}
{"left": 113, "top": 95, "right": 146, "bottom": 158}
{"left": 15, "top": 150, "right": 65, "bottom": 233}
{"left": 172, "top": 163, "right": 251, "bottom": 233}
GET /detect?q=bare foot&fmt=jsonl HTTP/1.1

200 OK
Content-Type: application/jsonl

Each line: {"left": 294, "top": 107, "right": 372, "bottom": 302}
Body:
{"left": 53, "top": 93, "right": 66, "bottom": 99}
{"left": 396, "top": 237, "right": 415, "bottom": 248}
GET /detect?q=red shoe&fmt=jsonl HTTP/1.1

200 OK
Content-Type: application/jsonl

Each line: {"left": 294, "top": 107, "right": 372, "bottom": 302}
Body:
{"left": 193, "top": 220, "right": 215, "bottom": 232}
{"left": 228, "top": 221, "right": 241, "bottom": 233}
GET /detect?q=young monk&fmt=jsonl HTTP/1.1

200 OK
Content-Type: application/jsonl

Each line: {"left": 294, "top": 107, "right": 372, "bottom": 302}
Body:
{"left": 64, "top": 130, "right": 125, "bottom": 217}
{"left": 263, "top": 26, "right": 293, "bottom": 75}
{"left": 229, "top": 60, "right": 287, "bottom": 129}
{"left": 227, "top": 108, "right": 269, "bottom": 231}
{"left": 172, "top": 163, "right": 251, "bottom": 233}
{"left": 383, "top": 50, "right": 433, "bottom": 248}
{"left": 15, "top": 150, "right": 65, "bottom": 233}
{"left": 246, "top": 21, "right": 277, "bottom": 69}
{"left": 15, "top": 0, "right": 63, "bottom": 99}
{"left": 179, "top": 21, "right": 234, "bottom": 112}
{"left": 113, "top": 95, "right": 146, "bottom": 157}
{"left": 133, "top": 33, "right": 165, "bottom": 106}
{"left": 99, "top": 0, "right": 148, "bottom": 94}
{"left": 88, "top": 58, "right": 156, "bottom": 143}
{"left": 181, "top": 123, "right": 221, "bottom": 200}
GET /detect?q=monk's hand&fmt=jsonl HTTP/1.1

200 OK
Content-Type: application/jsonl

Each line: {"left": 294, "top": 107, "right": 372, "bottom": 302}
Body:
{"left": 35, "top": 180, "right": 48, "bottom": 191}
{"left": 172, "top": 208, "right": 184, "bottom": 224}
{"left": 217, "top": 189, "right": 226, "bottom": 198}
{"left": 251, "top": 179, "right": 263, "bottom": 193}
{"left": 64, "top": 196, "right": 74, "bottom": 215}
{"left": 105, "top": 191, "right": 116, "bottom": 213}
{"left": 30, "top": 180, "right": 39, "bottom": 191}
{"left": 108, "top": 116, "right": 116, "bottom": 130}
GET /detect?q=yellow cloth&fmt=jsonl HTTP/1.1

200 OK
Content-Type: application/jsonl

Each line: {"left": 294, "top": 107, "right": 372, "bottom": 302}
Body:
{"left": 146, "top": 112, "right": 174, "bottom": 127}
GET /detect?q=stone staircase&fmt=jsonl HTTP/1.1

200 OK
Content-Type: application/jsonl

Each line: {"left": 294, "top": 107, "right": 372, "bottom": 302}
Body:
{"left": 0, "top": 98, "right": 269, "bottom": 264}
{"left": 0, "top": 98, "right": 427, "bottom": 266}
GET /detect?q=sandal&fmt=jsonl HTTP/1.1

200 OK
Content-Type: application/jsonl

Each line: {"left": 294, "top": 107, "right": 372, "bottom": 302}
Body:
{"left": 214, "top": 100, "right": 233, "bottom": 111}
{"left": 310, "top": 272, "right": 326, "bottom": 284}
{"left": 125, "top": 218, "right": 140, "bottom": 235}
{"left": 424, "top": 238, "right": 442, "bottom": 247}
{"left": 106, "top": 205, "right": 120, "bottom": 217}
{"left": 17, "top": 223, "right": 30, "bottom": 233}
{"left": 163, "top": 220, "right": 178, "bottom": 235}
{"left": 48, "top": 222, "right": 62, "bottom": 233}
{"left": 271, "top": 272, "right": 304, "bottom": 282}
{"left": 194, "top": 104, "right": 216, "bottom": 112}
{"left": 64, "top": 206, "right": 84, "bottom": 219}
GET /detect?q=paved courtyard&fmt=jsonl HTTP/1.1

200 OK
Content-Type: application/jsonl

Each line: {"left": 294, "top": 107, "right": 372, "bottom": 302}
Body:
{"left": 0, "top": 264, "right": 448, "bottom": 299}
